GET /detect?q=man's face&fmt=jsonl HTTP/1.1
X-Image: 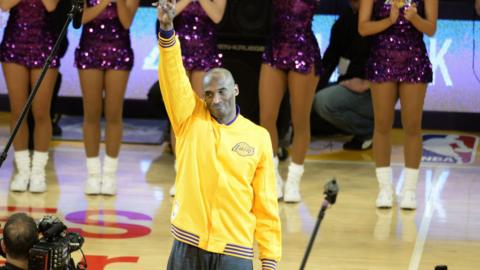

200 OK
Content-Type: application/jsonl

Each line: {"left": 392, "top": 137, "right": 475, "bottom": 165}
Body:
{"left": 203, "top": 80, "right": 238, "bottom": 121}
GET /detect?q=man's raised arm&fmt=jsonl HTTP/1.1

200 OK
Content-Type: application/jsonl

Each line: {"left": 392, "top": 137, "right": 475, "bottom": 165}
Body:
{"left": 157, "top": 0, "right": 197, "bottom": 135}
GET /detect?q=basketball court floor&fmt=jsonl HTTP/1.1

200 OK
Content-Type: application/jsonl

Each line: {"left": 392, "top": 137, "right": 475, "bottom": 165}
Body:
{"left": 0, "top": 112, "right": 479, "bottom": 270}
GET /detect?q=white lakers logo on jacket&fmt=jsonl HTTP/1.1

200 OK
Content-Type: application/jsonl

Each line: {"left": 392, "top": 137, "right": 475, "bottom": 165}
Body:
{"left": 232, "top": 142, "right": 255, "bottom": 157}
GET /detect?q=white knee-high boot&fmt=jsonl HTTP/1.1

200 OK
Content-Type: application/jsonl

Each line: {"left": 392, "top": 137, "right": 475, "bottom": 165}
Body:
{"left": 283, "top": 162, "right": 304, "bottom": 203}
{"left": 101, "top": 155, "right": 118, "bottom": 195}
{"left": 375, "top": 167, "right": 393, "bottom": 208}
{"left": 10, "top": 150, "right": 31, "bottom": 192}
{"left": 30, "top": 151, "right": 48, "bottom": 193}
{"left": 85, "top": 156, "right": 101, "bottom": 195}
{"left": 273, "top": 156, "right": 284, "bottom": 199}
{"left": 400, "top": 168, "right": 419, "bottom": 210}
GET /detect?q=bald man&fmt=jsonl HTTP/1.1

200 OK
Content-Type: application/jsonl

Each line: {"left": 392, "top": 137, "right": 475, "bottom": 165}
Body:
{"left": 156, "top": 1, "right": 281, "bottom": 269}
{"left": 1, "top": 213, "right": 38, "bottom": 270}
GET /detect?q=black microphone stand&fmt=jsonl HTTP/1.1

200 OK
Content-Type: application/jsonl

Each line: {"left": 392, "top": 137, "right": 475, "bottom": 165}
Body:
{"left": 0, "top": 5, "right": 80, "bottom": 168}
{"left": 299, "top": 179, "right": 339, "bottom": 270}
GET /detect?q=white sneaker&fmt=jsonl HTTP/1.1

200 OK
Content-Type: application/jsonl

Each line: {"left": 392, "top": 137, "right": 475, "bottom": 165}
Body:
{"left": 283, "top": 179, "right": 301, "bottom": 203}
{"left": 101, "top": 173, "right": 117, "bottom": 195}
{"left": 169, "top": 184, "right": 176, "bottom": 197}
{"left": 29, "top": 181, "right": 46, "bottom": 193}
{"left": 29, "top": 172, "right": 46, "bottom": 193}
{"left": 85, "top": 174, "right": 101, "bottom": 195}
{"left": 10, "top": 173, "right": 29, "bottom": 192}
{"left": 400, "top": 190, "right": 416, "bottom": 210}
{"left": 376, "top": 188, "right": 393, "bottom": 208}
{"left": 400, "top": 168, "right": 419, "bottom": 210}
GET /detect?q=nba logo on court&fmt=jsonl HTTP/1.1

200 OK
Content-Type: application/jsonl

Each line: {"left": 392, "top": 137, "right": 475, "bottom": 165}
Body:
{"left": 422, "top": 134, "right": 479, "bottom": 164}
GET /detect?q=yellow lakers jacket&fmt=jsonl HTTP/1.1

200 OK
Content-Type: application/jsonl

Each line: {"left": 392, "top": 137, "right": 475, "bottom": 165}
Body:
{"left": 158, "top": 32, "right": 281, "bottom": 269}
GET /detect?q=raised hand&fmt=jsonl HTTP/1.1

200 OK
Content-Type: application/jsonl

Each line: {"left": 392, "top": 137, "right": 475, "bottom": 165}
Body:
{"left": 340, "top": 78, "right": 370, "bottom": 93}
{"left": 404, "top": 3, "right": 418, "bottom": 22}
{"left": 389, "top": 0, "right": 400, "bottom": 24}
{"left": 155, "top": 0, "right": 176, "bottom": 30}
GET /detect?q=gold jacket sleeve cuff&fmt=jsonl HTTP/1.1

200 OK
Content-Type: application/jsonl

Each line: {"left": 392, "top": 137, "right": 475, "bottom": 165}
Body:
{"left": 158, "top": 31, "right": 176, "bottom": 48}
{"left": 261, "top": 258, "right": 277, "bottom": 270}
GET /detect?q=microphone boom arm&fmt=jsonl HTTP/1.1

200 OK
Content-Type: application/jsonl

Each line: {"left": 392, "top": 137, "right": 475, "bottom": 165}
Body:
{"left": 299, "top": 179, "right": 339, "bottom": 270}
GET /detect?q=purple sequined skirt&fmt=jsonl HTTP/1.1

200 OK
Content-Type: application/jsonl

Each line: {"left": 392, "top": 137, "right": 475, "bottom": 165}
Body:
{"left": 74, "top": 3, "right": 134, "bottom": 70}
{"left": 178, "top": 40, "right": 222, "bottom": 71}
{"left": 75, "top": 45, "right": 134, "bottom": 70}
{"left": 366, "top": 0, "right": 432, "bottom": 83}
{"left": 174, "top": 2, "right": 222, "bottom": 71}
{"left": 0, "top": 41, "right": 60, "bottom": 69}
{"left": 366, "top": 46, "right": 432, "bottom": 83}
{"left": 262, "top": 0, "right": 322, "bottom": 75}
{"left": 0, "top": 0, "right": 59, "bottom": 69}
{"left": 262, "top": 34, "right": 322, "bottom": 75}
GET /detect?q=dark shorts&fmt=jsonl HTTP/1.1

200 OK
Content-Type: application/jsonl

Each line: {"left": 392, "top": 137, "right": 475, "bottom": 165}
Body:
{"left": 167, "top": 240, "right": 253, "bottom": 270}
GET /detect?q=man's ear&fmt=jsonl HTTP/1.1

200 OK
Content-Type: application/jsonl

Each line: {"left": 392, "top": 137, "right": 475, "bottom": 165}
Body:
{"left": 234, "top": 84, "right": 239, "bottom": 96}
{"left": 1, "top": 239, "right": 7, "bottom": 254}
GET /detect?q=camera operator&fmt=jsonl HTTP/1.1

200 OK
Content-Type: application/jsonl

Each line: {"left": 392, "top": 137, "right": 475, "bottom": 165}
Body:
{"left": 0, "top": 213, "right": 38, "bottom": 270}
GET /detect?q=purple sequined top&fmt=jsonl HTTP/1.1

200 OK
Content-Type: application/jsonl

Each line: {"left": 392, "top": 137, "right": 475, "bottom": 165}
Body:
{"left": 262, "top": 0, "right": 322, "bottom": 75}
{"left": 366, "top": 0, "right": 432, "bottom": 83}
{"left": 173, "top": 2, "right": 222, "bottom": 71}
{"left": 75, "top": 0, "right": 134, "bottom": 70}
{"left": 0, "top": 0, "right": 60, "bottom": 68}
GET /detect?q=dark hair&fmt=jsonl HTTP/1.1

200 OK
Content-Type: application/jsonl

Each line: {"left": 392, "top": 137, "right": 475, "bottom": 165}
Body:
{"left": 3, "top": 213, "right": 38, "bottom": 260}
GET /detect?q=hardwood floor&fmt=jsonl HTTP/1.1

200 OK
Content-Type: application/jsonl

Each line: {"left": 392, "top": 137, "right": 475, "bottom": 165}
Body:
{"left": 0, "top": 112, "right": 479, "bottom": 270}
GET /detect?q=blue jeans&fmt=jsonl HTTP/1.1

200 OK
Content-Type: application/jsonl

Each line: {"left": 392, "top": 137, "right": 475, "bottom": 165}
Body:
{"left": 313, "top": 84, "right": 374, "bottom": 139}
{"left": 167, "top": 240, "right": 253, "bottom": 270}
